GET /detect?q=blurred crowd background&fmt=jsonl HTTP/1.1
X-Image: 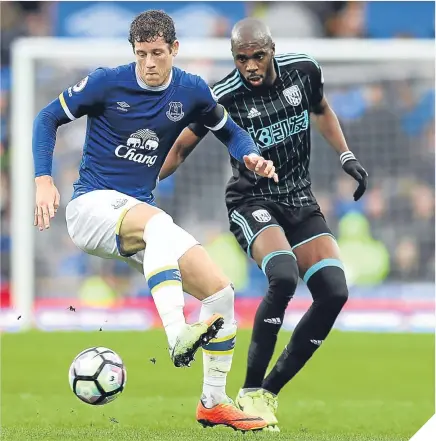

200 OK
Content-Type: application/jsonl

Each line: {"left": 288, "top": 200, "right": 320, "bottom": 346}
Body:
{"left": 0, "top": 1, "right": 434, "bottom": 307}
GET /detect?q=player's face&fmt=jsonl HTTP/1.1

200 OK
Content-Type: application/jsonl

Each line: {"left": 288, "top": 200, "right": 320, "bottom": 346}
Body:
{"left": 134, "top": 38, "right": 179, "bottom": 87}
{"left": 232, "top": 42, "right": 275, "bottom": 87}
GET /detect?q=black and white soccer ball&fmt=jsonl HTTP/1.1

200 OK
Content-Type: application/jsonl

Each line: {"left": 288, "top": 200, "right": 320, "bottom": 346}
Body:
{"left": 68, "top": 347, "right": 126, "bottom": 405}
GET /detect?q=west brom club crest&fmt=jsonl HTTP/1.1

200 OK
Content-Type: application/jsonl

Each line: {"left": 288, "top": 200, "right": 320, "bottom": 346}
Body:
{"left": 283, "top": 85, "right": 302, "bottom": 106}
{"left": 166, "top": 101, "right": 184, "bottom": 122}
{"left": 252, "top": 209, "right": 272, "bottom": 223}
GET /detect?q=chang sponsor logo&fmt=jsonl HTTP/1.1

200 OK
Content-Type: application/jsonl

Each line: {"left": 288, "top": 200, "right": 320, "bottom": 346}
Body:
{"left": 115, "top": 129, "right": 159, "bottom": 166}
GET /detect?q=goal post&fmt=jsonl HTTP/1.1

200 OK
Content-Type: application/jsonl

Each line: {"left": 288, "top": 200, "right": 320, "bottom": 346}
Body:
{"left": 9, "top": 37, "right": 435, "bottom": 331}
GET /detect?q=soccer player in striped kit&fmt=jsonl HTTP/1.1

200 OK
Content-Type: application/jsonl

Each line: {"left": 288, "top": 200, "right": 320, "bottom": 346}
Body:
{"left": 161, "top": 18, "right": 368, "bottom": 431}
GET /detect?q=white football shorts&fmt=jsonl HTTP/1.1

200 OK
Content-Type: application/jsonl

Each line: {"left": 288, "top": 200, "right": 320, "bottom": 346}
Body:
{"left": 65, "top": 190, "right": 146, "bottom": 272}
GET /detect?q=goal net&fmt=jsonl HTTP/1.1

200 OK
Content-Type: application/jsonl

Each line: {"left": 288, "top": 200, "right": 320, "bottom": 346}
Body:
{"left": 7, "top": 38, "right": 435, "bottom": 332}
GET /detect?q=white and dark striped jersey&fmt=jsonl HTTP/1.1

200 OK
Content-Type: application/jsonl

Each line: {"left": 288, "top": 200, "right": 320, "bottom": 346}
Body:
{"left": 191, "top": 53, "right": 324, "bottom": 208}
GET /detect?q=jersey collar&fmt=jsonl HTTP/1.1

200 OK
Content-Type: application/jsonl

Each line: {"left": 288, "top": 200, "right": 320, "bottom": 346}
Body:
{"left": 135, "top": 65, "right": 173, "bottom": 91}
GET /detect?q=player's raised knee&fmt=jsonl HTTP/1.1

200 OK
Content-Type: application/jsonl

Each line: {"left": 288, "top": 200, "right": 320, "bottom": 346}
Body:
{"left": 262, "top": 251, "right": 299, "bottom": 301}
{"left": 143, "top": 212, "right": 199, "bottom": 260}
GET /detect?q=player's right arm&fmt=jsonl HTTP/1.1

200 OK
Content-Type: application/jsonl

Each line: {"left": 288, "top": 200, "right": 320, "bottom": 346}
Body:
{"left": 160, "top": 110, "right": 278, "bottom": 182}
{"left": 32, "top": 68, "right": 108, "bottom": 230}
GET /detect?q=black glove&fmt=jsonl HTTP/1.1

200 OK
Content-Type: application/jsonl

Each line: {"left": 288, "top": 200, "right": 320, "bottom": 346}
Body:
{"left": 340, "top": 152, "right": 368, "bottom": 201}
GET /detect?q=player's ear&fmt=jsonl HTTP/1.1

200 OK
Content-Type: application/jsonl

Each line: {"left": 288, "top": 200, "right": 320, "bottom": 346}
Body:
{"left": 171, "top": 40, "right": 179, "bottom": 57}
{"left": 271, "top": 42, "right": 276, "bottom": 56}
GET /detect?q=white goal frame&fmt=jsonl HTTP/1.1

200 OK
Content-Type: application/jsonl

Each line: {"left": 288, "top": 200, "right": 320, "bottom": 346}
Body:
{"left": 10, "top": 37, "right": 435, "bottom": 330}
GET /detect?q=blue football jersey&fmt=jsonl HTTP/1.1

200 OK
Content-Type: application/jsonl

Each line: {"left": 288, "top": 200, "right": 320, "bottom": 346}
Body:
{"left": 56, "top": 63, "right": 218, "bottom": 203}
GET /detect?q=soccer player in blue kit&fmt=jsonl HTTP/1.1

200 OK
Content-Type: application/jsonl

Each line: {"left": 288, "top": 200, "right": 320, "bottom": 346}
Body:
{"left": 32, "top": 10, "right": 279, "bottom": 431}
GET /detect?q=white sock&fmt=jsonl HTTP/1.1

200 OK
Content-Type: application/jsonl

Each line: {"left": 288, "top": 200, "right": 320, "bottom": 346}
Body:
{"left": 142, "top": 213, "right": 186, "bottom": 349}
{"left": 199, "top": 284, "right": 237, "bottom": 408}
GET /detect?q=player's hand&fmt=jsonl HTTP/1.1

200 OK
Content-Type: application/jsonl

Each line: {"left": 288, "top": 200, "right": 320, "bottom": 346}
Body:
{"left": 243, "top": 154, "right": 279, "bottom": 183}
{"left": 34, "top": 176, "right": 60, "bottom": 231}
{"left": 342, "top": 159, "right": 368, "bottom": 201}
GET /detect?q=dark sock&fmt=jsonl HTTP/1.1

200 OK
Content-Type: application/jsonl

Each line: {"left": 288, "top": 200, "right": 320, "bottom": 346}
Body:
{"left": 243, "top": 253, "right": 299, "bottom": 388}
{"left": 262, "top": 266, "right": 348, "bottom": 394}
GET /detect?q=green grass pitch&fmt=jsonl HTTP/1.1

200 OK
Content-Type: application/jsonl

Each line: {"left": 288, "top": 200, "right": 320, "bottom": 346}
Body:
{"left": 1, "top": 330, "right": 433, "bottom": 440}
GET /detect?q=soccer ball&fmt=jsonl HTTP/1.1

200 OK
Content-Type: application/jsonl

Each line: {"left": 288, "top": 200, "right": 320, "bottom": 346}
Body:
{"left": 68, "top": 347, "right": 126, "bottom": 405}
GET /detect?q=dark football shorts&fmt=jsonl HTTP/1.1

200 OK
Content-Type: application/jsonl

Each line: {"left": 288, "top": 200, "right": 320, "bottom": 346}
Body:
{"left": 228, "top": 199, "right": 334, "bottom": 258}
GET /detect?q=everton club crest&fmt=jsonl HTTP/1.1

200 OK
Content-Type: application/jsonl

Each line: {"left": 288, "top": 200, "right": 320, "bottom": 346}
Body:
{"left": 166, "top": 101, "right": 185, "bottom": 122}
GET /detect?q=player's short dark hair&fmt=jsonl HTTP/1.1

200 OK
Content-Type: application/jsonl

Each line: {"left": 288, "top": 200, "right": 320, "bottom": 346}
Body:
{"left": 129, "top": 10, "right": 176, "bottom": 50}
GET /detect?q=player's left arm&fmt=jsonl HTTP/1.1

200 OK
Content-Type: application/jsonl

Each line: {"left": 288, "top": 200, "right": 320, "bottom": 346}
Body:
{"left": 310, "top": 64, "right": 368, "bottom": 201}
{"left": 194, "top": 78, "right": 278, "bottom": 182}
